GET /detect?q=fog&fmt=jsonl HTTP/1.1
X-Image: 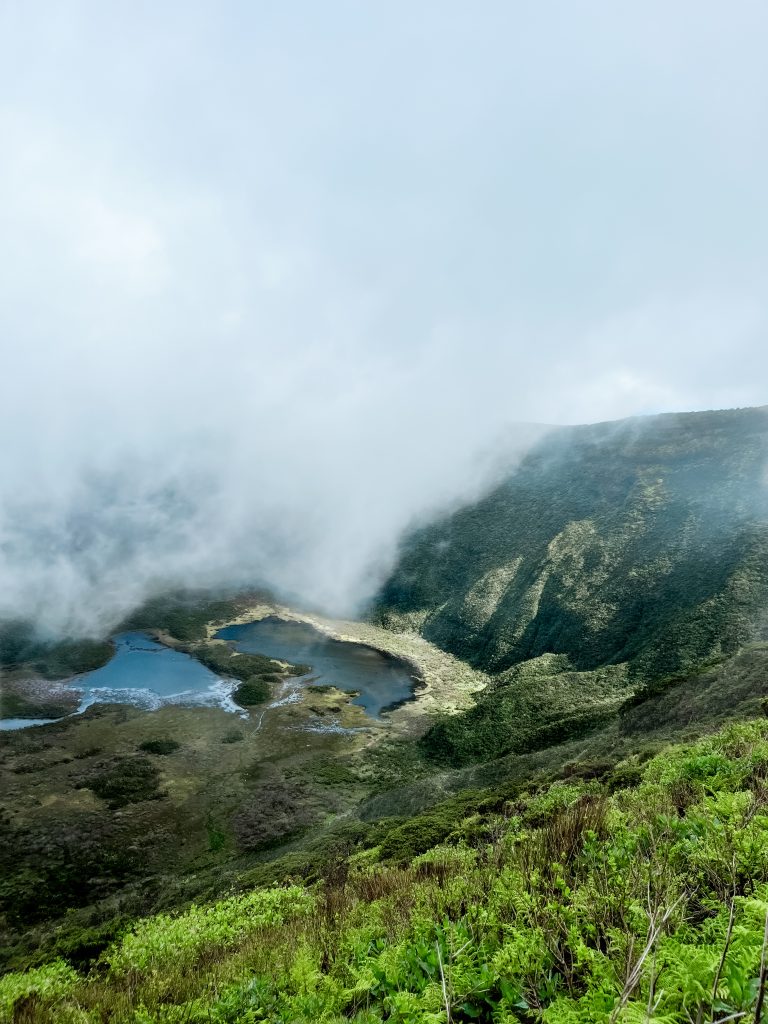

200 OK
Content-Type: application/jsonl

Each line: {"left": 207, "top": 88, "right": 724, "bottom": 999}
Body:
{"left": 1, "top": 2, "right": 767, "bottom": 636}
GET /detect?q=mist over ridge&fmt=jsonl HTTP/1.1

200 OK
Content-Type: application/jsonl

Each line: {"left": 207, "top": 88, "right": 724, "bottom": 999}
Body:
{"left": 6, "top": 9, "right": 768, "bottom": 1009}
{"left": 1, "top": 2, "right": 768, "bottom": 637}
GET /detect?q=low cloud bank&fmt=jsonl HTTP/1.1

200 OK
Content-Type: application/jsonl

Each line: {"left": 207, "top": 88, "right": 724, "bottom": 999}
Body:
{"left": 0, "top": 352, "right": 545, "bottom": 637}
{"left": 1, "top": 2, "right": 767, "bottom": 636}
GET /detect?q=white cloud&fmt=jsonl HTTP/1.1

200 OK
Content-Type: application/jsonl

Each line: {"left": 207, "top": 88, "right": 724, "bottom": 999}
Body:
{"left": 74, "top": 197, "right": 166, "bottom": 286}
{"left": 0, "top": 1, "right": 766, "bottom": 635}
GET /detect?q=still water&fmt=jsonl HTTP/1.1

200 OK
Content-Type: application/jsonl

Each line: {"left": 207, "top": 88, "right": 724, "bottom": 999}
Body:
{"left": 1, "top": 619, "right": 417, "bottom": 730}
{"left": 0, "top": 631, "right": 238, "bottom": 731}
{"left": 216, "top": 616, "right": 417, "bottom": 718}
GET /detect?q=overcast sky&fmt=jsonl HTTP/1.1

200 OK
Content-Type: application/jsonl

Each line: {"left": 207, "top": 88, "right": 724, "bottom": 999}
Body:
{"left": 1, "top": 1, "right": 767, "bottom": 633}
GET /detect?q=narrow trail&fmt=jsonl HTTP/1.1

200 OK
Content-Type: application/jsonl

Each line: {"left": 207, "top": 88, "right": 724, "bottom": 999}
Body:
{"left": 247, "top": 677, "right": 303, "bottom": 733}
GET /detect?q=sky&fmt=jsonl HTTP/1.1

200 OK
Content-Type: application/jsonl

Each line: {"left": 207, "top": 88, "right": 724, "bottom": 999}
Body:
{"left": 0, "top": 1, "right": 767, "bottom": 635}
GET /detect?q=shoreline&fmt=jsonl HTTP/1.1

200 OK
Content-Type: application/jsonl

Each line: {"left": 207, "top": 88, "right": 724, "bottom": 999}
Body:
{"left": 205, "top": 600, "right": 489, "bottom": 735}
{"left": 1, "top": 602, "right": 488, "bottom": 737}
{"left": 0, "top": 676, "right": 85, "bottom": 726}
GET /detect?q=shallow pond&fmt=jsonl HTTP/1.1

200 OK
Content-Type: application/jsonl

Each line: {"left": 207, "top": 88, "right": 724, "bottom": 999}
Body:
{"left": 1, "top": 619, "right": 418, "bottom": 731}
{"left": 0, "top": 631, "right": 239, "bottom": 731}
{"left": 215, "top": 616, "right": 417, "bottom": 718}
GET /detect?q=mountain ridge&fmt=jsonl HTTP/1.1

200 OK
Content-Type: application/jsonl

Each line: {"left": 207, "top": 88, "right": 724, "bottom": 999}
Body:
{"left": 373, "top": 404, "right": 768, "bottom": 764}
{"left": 375, "top": 405, "right": 768, "bottom": 676}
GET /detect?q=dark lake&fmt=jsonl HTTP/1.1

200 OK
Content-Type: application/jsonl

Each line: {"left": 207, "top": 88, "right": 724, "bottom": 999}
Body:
{"left": 215, "top": 616, "right": 418, "bottom": 718}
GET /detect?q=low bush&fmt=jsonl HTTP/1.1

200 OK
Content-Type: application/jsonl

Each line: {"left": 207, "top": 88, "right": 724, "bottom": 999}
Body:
{"left": 233, "top": 678, "right": 271, "bottom": 706}
{"left": 139, "top": 739, "right": 180, "bottom": 756}
{"left": 221, "top": 729, "right": 244, "bottom": 744}
{"left": 0, "top": 960, "right": 78, "bottom": 1019}
{"left": 107, "top": 885, "right": 314, "bottom": 973}
{"left": 194, "top": 643, "right": 268, "bottom": 679}
{"left": 232, "top": 779, "right": 316, "bottom": 851}
{"left": 120, "top": 594, "right": 248, "bottom": 642}
{"left": 77, "top": 756, "right": 162, "bottom": 808}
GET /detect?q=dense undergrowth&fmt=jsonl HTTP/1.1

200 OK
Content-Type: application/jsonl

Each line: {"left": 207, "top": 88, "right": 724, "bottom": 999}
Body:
{"left": 7, "top": 718, "right": 768, "bottom": 1023}
{"left": 120, "top": 595, "right": 252, "bottom": 643}
{"left": 4, "top": 411, "right": 768, "bottom": 1021}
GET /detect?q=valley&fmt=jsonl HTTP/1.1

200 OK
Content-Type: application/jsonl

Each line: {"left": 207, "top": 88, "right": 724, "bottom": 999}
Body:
{"left": 2, "top": 406, "right": 768, "bottom": 1022}
{"left": 0, "top": 598, "right": 487, "bottom": 973}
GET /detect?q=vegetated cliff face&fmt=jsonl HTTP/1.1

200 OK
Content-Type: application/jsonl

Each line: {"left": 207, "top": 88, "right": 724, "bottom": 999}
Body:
{"left": 375, "top": 406, "right": 768, "bottom": 686}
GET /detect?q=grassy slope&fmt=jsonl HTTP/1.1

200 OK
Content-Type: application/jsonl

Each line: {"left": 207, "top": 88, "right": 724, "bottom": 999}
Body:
{"left": 0, "top": 684, "right": 379, "bottom": 973}
{"left": 4, "top": 410, "right": 768, "bottom": 1020}
{"left": 375, "top": 407, "right": 768, "bottom": 765}
{"left": 5, "top": 631, "right": 767, "bottom": 987}
{"left": 0, "top": 595, "right": 478, "bottom": 974}
{"left": 376, "top": 407, "right": 768, "bottom": 679}
{"left": 8, "top": 717, "right": 768, "bottom": 1022}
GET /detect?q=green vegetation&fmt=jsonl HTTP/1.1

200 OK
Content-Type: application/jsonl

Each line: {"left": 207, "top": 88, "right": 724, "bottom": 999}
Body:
{"left": 192, "top": 642, "right": 278, "bottom": 679}
{"left": 376, "top": 408, "right": 768, "bottom": 765}
{"left": 3, "top": 408, "right": 768, "bottom": 1022}
{"left": 7, "top": 719, "right": 768, "bottom": 1022}
{"left": 0, "top": 689, "right": 75, "bottom": 721}
{"left": 28, "top": 639, "right": 114, "bottom": 679}
{"left": 0, "top": 677, "right": 374, "bottom": 974}
{"left": 75, "top": 755, "right": 163, "bottom": 808}
{"left": 0, "top": 804, "right": 146, "bottom": 936}
{"left": 120, "top": 593, "right": 252, "bottom": 642}
{"left": 233, "top": 678, "right": 271, "bottom": 705}
{"left": 107, "top": 885, "right": 313, "bottom": 974}
{"left": 0, "top": 621, "right": 113, "bottom": 680}
{"left": 232, "top": 773, "right": 317, "bottom": 850}
{"left": 419, "top": 660, "right": 631, "bottom": 767}
{"left": 190, "top": 641, "right": 307, "bottom": 687}
{"left": 221, "top": 728, "right": 245, "bottom": 743}
{"left": 138, "top": 738, "right": 181, "bottom": 756}
{"left": 376, "top": 408, "right": 768, "bottom": 682}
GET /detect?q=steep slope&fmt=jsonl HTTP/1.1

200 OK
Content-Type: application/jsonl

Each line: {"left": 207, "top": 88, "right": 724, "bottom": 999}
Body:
{"left": 8, "top": 718, "right": 768, "bottom": 1023}
{"left": 376, "top": 407, "right": 768, "bottom": 686}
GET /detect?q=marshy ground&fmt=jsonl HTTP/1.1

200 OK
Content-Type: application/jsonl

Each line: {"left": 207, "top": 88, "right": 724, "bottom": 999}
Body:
{"left": 0, "top": 598, "right": 482, "bottom": 970}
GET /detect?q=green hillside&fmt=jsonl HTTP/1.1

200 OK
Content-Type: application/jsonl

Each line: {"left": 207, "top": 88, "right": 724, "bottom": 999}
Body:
{"left": 375, "top": 407, "right": 768, "bottom": 764}
{"left": 376, "top": 407, "right": 768, "bottom": 679}
{"left": 7, "top": 718, "right": 768, "bottom": 1023}
{"left": 4, "top": 407, "right": 768, "bottom": 1022}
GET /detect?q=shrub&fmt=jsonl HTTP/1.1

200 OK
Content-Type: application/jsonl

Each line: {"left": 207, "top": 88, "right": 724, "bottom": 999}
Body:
{"left": 11, "top": 711, "right": 768, "bottom": 1024}
{"left": 120, "top": 594, "right": 247, "bottom": 642}
{"left": 221, "top": 729, "right": 244, "bottom": 744}
{"left": 233, "top": 678, "right": 271, "bottom": 706}
{"left": 107, "top": 886, "right": 314, "bottom": 973}
{"left": 194, "top": 644, "right": 283, "bottom": 681}
{"left": 378, "top": 812, "right": 455, "bottom": 862}
{"left": 0, "top": 959, "right": 78, "bottom": 1017}
{"left": 139, "top": 739, "right": 181, "bottom": 756}
{"left": 0, "top": 814, "right": 145, "bottom": 926}
{"left": 77, "top": 756, "right": 162, "bottom": 808}
{"left": 232, "top": 780, "right": 316, "bottom": 851}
